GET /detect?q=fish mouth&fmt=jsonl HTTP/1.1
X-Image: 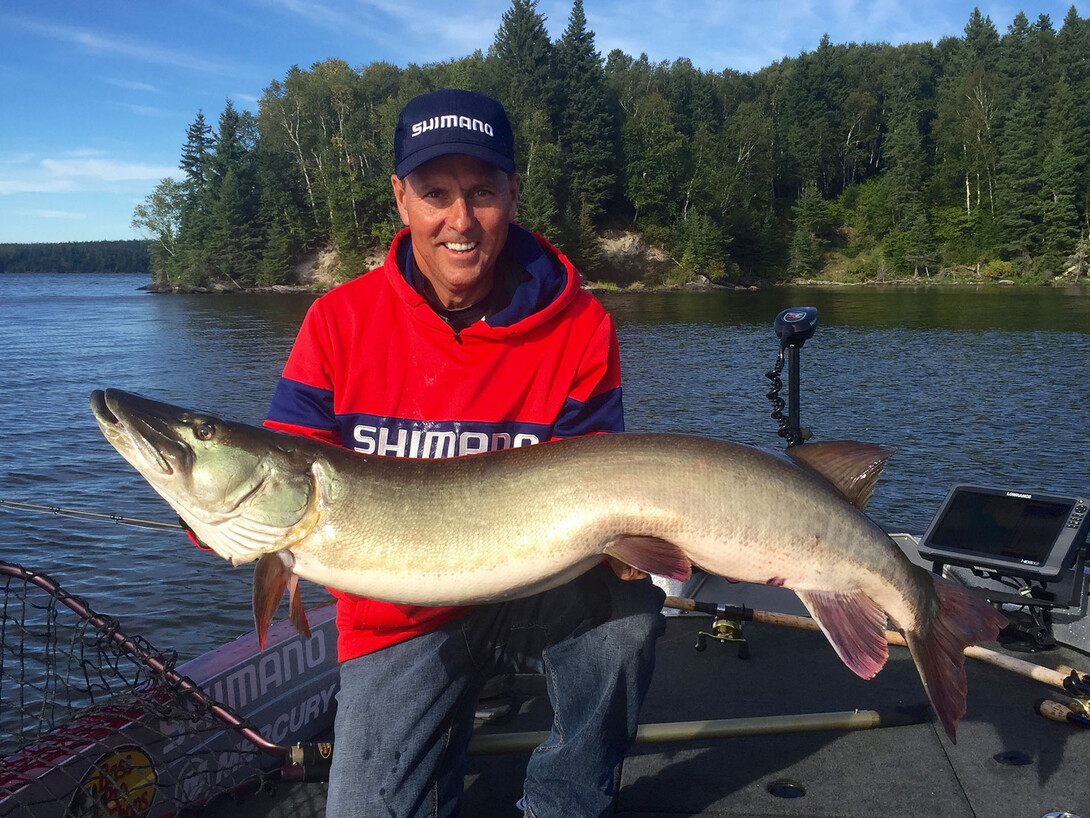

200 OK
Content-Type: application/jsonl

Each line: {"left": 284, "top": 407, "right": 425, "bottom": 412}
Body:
{"left": 91, "top": 389, "right": 187, "bottom": 477}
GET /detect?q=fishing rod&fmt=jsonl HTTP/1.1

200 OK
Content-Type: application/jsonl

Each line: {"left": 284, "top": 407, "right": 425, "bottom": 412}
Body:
{"left": 0, "top": 497, "right": 183, "bottom": 532}
{"left": 662, "top": 595, "right": 1089, "bottom": 691}
{"left": 664, "top": 594, "right": 1090, "bottom": 731}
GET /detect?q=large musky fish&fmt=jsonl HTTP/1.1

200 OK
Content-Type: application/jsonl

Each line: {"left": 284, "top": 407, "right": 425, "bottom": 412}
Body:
{"left": 91, "top": 388, "right": 1005, "bottom": 741}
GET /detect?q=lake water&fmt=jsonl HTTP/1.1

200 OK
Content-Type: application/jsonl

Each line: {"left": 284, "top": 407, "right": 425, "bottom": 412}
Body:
{"left": 2, "top": 272, "right": 1089, "bottom": 661}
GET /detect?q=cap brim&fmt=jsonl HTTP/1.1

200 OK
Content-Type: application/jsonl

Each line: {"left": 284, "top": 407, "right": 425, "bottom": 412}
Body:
{"left": 396, "top": 142, "right": 516, "bottom": 178}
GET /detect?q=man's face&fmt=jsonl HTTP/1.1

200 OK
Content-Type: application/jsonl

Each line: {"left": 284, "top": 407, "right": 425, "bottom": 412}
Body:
{"left": 392, "top": 154, "right": 520, "bottom": 310}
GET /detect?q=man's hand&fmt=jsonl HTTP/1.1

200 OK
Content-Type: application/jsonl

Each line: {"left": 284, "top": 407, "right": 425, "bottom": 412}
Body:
{"left": 607, "top": 556, "right": 648, "bottom": 581}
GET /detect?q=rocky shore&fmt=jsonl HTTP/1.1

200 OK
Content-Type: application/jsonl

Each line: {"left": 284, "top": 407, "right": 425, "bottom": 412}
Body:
{"left": 139, "top": 230, "right": 1086, "bottom": 294}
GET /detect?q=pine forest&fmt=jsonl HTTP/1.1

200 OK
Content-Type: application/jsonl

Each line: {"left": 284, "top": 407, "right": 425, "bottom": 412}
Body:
{"left": 131, "top": 1, "right": 1090, "bottom": 289}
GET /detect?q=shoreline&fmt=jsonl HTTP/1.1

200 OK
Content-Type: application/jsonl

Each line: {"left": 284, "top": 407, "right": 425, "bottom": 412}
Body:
{"left": 137, "top": 276, "right": 1087, "bottom": 296}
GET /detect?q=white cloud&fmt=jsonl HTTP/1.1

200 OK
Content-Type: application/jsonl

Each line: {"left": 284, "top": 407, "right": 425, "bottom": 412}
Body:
{"left": 0, "top": 153, "right": 181, "bottom": 195}
{"left": 18, "top": 208, "right": 87, "bottom": 220}
{"left": 104, "top": 77, "right": 162, "bottom": 94}
{"left": 252, "top": 0, "right": 509, "bottom": 58}
{"left": 40, "top": 157, "right": 180, "bottom": 182}
{"left": 112, "top": 102, "right": 178, "bottom": 118}
{"left": 4, "top": 15, "right": 241, "bottom": 76}
{"left": 231, "top": 92, "right": 262, "bottom": 110}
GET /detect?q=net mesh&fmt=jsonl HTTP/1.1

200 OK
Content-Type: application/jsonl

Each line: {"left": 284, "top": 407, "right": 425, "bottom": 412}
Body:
{"left": 0, "top": 562, "right": 276, "bottom": 817}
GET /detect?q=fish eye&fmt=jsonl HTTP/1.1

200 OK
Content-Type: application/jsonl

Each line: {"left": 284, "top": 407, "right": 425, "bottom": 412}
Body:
{"left": 194, "top": 422, "right": 216, "bottom": 441}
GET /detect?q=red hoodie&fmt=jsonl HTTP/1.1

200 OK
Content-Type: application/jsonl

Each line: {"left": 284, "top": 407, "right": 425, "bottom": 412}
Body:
{"left": 265, "top": 225, "right": 624, "bottom": 661}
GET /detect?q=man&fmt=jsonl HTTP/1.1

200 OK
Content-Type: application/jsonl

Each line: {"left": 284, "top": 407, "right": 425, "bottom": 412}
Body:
{"left": 266, "top": 89, "right": 665, "bottom": 818}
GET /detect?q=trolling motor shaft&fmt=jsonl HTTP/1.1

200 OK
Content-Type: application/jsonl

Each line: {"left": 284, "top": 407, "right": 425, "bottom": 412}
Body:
{"left": 766, "top": 307, "right": 818, "bottom": 448}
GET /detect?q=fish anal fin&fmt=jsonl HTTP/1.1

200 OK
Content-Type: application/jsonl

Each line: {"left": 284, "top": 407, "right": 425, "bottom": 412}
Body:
{"left": 786, "top": 441, "right": 894, "bottom": 510}
{"left": 604, "top": 535, "right": 692, "bottom": 581}
{"left": 288, "top": 574, "right": 312, "bottom": 640}
{"left": 796, "top": 588, "right": 889, "bottom": 680}
{"left": 904, "top": 570, "right": 1008, "bottom": 742}
{"left": 252, "top": 551, "right": 294, "bottom": 650}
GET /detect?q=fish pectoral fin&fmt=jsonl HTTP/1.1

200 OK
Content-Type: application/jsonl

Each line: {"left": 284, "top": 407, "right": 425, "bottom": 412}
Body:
{"left": 252, "top": 551, "right": 295, "bottom": 651}
{"left": 785, "top": 440, "right": 894, "bottom": 510}
{"left": 796, "top": 588, "right": 889, "bottom": 680}
{"left": 604, "top": 535, "right": 692, "bottom": 581}
{"left": 287, "top": 574, "right": 312, "bottom": 640}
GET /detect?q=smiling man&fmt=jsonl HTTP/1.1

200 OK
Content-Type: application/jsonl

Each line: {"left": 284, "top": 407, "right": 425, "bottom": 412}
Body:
{"left": 266, "top": 89, "right": 665, "bottom": 818}
{"left": 391, "top": 91, "right": 521, "bottom": 317}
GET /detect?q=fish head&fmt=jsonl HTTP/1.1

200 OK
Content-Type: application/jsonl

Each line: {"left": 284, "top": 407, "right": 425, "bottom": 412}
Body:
{"left": 91, "top": 389, "right": 322, "bottom": 566}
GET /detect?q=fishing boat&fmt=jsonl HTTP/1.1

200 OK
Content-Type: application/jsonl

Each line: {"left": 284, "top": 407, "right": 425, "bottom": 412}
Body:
{"left": 3, "top": 306, "right": 1089, "bottom": 817}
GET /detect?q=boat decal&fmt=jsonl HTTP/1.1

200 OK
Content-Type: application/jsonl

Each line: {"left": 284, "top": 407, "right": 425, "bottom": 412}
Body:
{"left": 66, "top": 745, "right": 157, "bottom": 818}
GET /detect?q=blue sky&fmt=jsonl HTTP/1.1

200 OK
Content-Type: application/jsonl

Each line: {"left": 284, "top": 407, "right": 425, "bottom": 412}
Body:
{"left": 1, "top": 0, "right": 1083, "bottom": 243}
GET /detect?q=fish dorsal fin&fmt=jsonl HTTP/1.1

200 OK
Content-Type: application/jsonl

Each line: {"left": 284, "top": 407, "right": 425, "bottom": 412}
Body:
{"left": 604, "top": 535, "right": 693, "bottom": 581}
{"left": 796, "top": 588, "right": 889, "bottom": 680}
{"left": 785, "top": 440, "right": 893, "bottom": 510}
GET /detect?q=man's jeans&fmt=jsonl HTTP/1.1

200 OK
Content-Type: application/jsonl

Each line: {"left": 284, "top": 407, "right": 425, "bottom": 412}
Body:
{"left": 324, "top": 565, "right": 666, "bottom": 818}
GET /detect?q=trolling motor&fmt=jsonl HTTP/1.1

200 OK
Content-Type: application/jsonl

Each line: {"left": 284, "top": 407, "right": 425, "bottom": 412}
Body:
{"left": 766, "top": 306, "right": 818, "bottom": 448}
{"left": 678, "top": 306, "right": 819, "bottom": 658}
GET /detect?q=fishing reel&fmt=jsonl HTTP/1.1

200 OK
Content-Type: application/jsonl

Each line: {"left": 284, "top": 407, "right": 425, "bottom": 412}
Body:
{"left": 682, "top": 600, "right": 752, "bottom": 659}
{"left": 766, "top": 306, "right": 818, "bottom": 448}
{"left": 1035, "top": 666, "right": 1090, "bottom": 729}
{"left": 695, "top": 616, "right": 750, "bottom": 659}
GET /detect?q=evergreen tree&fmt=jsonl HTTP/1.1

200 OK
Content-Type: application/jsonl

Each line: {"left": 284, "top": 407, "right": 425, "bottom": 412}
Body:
{"left": 1056, "top": 7, "right": 1090, "bottom": 230}
{"left": 788, "top": 184, "right": 830, "bottom": 277}
{"left": 882, "top": 112, "right": 928, "bottom": 226}
{"left": 1040, "top": 132, "right": 1080, "bottom": 269}
{"left": 784, "top": 34, "right": 851, "bottom": 197}
{"left": 254, "top": 134, "right": 307, "bottom": 285}
{"left": 1028, "top": 14, "right": 1059, "bottom": 100}
{"left": 569, "top": 203, "right": 603, "bottom": 277}
{"left": 173, "top": 110, "right": 216, "bottom": 285}
{"left": 516, "top": 108, "right": 561, "bottom": 238}
{"left": 962, "top": 7, "right": 1002, "bottom": 70}
{"left": 901, "top": 200, "right": 938, "bottom": 276}
{"left": 179, "top": 111, "right": 214, "bottom": 202}
{"left": 679, "top": 209, "right": 728, "bottom": 280}
{"left": 997, "top": 11, "right": 1034, "bottom": 111}
{"left": 206, "top": 100, "right": 261, "bottom": 284}
{"left": 1066, "top": 235, "right": 1089, "bottom": 281}
{"left": 993, "top": 91, "right": 1042, "bottom": 260}
{"left": 553, "top": 0, "right": 616, "bottom": 225}
{"left": 490, "top": 0, "right": 555, "bottom": 136}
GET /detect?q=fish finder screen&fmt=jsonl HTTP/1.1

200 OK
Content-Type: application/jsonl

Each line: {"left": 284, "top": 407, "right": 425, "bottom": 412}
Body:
{"left": 927, "top": 491, "right": 1072, "bottom": 564}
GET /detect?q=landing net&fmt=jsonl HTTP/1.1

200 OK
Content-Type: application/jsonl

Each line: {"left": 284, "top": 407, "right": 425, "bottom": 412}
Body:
{"left": 0, "top": 560, "right": 276, "bottom": 817}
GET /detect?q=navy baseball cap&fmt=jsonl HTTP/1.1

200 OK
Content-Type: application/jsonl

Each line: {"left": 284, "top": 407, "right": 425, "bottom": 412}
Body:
{"left": 394, "top": 89, "right": 516, "bottom": 178}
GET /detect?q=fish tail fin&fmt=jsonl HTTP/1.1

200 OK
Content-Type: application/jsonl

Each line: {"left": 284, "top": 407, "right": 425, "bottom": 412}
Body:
{"left": 253, "top": 551, "right": 306, "bottom": 650}
{"left": 904, "top": 569, "right": 1007, "bottom": 743}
